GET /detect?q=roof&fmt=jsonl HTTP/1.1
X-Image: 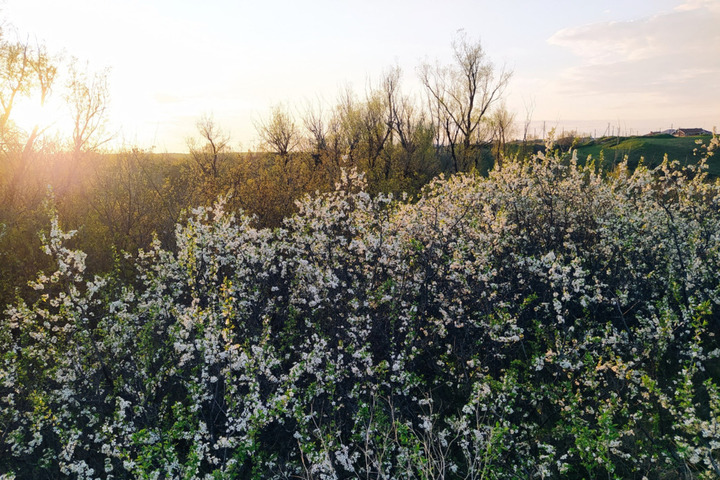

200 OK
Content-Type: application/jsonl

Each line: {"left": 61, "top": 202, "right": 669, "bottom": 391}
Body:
{"left": 675, "top": 128, "right": 712, "bottom": 136}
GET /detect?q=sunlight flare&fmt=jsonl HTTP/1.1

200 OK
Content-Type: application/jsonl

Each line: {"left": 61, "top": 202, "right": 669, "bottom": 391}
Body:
{"left": 10, "top": 95, "right": 71, "bottom": 138}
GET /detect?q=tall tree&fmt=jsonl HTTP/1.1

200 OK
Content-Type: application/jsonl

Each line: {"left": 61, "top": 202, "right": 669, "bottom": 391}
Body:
{"left": 383, "top": 66, "right": 435, "bottom": 180}
{"left": 419, "top": 32, "right": 511, "bottom": 172}
{"left": 488, "top": 101, "right": 516, "bottom": 164}
{"left": 255, "top": 104, "right": 298, "bottom": 166}
{"left": 0, "top": 37, "right": 57, "bottom": 151}
{"left": 23, "top": 43, "right": 57, "bottom": 156}
{"left": 66, "top": 59, "right": 112, "bottom": 155}
{"left": 188, "top": 114, "right": 230, "bottom": 179}
{"left": 359, "top": 84, "right": 393, "bottom": 172}
{"left": 0, "top": 39, "right": 33, "bottom": 134}
{"left": 0, "top": 36, "right": 58, "bottom": 213}
{"left": 301, "top": 99, "right": 328, "bottom": 167}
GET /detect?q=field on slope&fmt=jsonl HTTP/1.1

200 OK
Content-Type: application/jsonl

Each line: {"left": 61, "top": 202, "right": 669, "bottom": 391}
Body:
{"left": 573, "top": 134, "right": 719, "bottom": 175}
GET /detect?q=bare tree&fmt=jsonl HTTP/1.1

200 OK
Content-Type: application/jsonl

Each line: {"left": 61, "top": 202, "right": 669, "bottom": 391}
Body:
{"left": 255, "top": 104, "right": 299, "bottom": 166}
{"left": 0, "top": 39, "right": 33, "bottom": 133}
{"left": 301, "top": 99, "right": 328, "bottom": 166}
{"left": 334, "top": 86, "right": 363, "bottom": 166}
{"left": 0, "top": 36, "right": 58, "bottom": 209}
{"left": 0, "top": 37, "right": 58, "bottom": 150}
{"left": 359, "top": 86, "right": 393, "bottom": 171}
{"left": 23, "top": 43, "right": 57, "bottom": 155}
{"left": 521, "top": 97, "right": 535, "bottom": 145}
{"left": 66, "top": 59, "right": 112, "bottom": 155}
{"left": 383, "top": 66, "right": 434, "bottom": 178}
{"left": 489, "top": 101, "right": 516, "bottom": 164}
{"left": 419, "top": 32, "right": 512, "bottom": 172}
{"left": 187, "top": 114, "right": 230, "bottom": 179}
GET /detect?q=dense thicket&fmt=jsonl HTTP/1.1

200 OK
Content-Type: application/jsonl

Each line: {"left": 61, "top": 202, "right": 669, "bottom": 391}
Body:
{"left": 0, "top": 31, "right": 518, "bottom": 309}
{"left": 2, "top": 139, "right": 720, "bottom": 478}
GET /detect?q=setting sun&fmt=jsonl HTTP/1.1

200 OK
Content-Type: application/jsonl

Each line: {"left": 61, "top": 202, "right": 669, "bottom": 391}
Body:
{"left": 10, "top": 95, "right": 72, "bottom": 141}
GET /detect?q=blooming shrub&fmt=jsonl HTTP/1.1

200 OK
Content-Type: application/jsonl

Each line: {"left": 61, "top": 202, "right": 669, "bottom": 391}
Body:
{"left": 1, "top": 139, "right": 720, "bottom": 479}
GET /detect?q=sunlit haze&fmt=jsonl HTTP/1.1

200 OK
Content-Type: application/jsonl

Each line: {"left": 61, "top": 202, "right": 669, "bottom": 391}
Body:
{"left": 2, "top": 0, "right": 718, "bottom": 152}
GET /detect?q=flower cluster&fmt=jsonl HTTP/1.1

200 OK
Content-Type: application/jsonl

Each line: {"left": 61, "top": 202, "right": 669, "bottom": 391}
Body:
{"left": 1, "top": 143, "right": 720, "bottom": 479}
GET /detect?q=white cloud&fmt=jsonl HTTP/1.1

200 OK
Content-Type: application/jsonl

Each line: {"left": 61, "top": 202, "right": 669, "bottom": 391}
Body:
{"left": 546, "top": 0, "right": 720, "bottom": 110}
{"left": 674, "top": 0, "right": 720, "bottom": 12}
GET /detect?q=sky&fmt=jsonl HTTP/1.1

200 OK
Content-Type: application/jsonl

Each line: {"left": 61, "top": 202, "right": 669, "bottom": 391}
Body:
{"left": 1, "top": 0, "right": 719, "bottom": 152}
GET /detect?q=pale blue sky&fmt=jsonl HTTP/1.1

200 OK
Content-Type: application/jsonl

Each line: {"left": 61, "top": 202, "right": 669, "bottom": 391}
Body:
{"left": 2, "top": 0, "right": 718, "bottom": 152}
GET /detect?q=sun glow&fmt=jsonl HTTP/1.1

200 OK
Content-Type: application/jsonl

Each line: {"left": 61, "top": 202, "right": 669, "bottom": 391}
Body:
{"left": 10, "top": 95, "right": 73, "bottom": 141}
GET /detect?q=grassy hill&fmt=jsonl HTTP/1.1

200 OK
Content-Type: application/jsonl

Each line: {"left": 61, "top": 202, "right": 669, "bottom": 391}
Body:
{"left": 573, "top": 134, "right": 719, "bottom": 175}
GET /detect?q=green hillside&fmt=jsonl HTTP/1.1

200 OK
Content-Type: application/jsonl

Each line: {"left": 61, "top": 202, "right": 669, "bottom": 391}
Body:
{"left": 573, "top": 134, "right": 719, "bottom": 175}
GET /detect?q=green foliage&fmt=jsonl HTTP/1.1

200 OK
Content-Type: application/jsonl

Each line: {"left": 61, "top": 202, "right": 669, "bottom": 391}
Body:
{"left": 1, "top": 142, "right": 720, "bottom": 478}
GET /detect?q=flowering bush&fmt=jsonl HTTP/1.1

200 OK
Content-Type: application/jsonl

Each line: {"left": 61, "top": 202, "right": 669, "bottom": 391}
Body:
{"left": 1, "top": 139, "right": 720, "bottom": 479}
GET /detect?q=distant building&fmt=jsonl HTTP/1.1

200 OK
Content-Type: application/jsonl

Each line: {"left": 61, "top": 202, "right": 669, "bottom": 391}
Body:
{"left": 646, "top": 129, "right": 677, "bottom": 136}
{"left": 674, "top": 128, "right": 712, "bottom": 137}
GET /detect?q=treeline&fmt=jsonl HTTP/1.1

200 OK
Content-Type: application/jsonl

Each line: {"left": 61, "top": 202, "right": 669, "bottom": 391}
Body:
{"left": 0, "top": 32, "right": 514, "bottom": 308}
